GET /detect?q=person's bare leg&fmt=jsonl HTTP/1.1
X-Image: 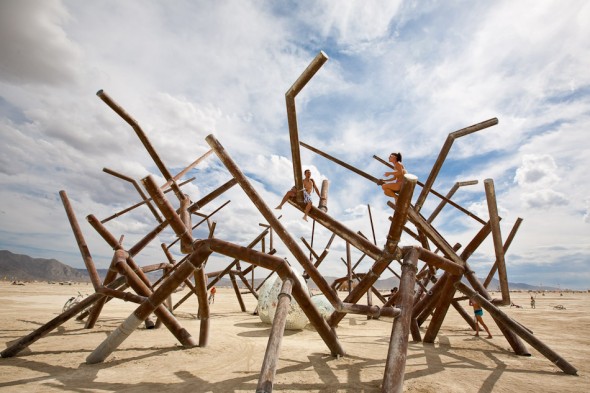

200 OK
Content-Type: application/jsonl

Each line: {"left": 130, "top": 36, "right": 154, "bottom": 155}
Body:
{"left": 474, "top": 320, "right": 480, "bottom": 336}
{"left": 479, "top": 317, "right": 492, "bottom": 338}
{"left": 382, "top": 183, "right": 400, "bottom": 198}
{"left": 276, "top": 190, "right": 295, "bottom": 209}
{"left": 303, "top": 202, "right": 311, "bottom": 221}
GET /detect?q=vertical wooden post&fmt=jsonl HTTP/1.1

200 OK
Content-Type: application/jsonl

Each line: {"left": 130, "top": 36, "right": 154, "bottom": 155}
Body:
{"left": 484, "top": 179, "right": 510, "bottom": 305}
{"left": 346, "top": 242, "right": 352, "bottom": 295}
{"left": 285, "top": 51, "right": 328, "bottom": 202}
{"left": 382, "top": 247, "right": 419, "bottom": 393}
{"left": 318, "top": 179, "right": 329, "bottom": 212}
{"left": 179, "top": 194, "right": 193, "bottom": 254}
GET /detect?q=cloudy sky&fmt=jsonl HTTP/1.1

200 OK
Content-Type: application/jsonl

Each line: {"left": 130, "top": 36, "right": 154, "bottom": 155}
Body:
{"left": 1, "top": 0, "right": 589, "bottom": 290}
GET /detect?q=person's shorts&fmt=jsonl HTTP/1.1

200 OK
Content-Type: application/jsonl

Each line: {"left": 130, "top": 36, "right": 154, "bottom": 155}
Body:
{"left": 290, "top": 186, "right": 312, "bottom": 204}
{"left": 474, "top": 309, "right": 484, "bottom": 317}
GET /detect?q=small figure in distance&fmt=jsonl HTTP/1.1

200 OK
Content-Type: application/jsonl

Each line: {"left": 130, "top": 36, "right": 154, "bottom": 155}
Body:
{"left": 530, "top": 295, "right": 536, "bottom": 309}
{"left": 276, "top": 169, "right": 320, "bottom": 221}
{"left": 469, "top": 298, "right": 492, "bottom": 338}
{"left": 510, "top": 301, "right": 522, "bottom": 309}
{"left": 378, "top": 152, "right": 407, "bottom": 199}
{"left": 208, "top": 286, "right": 216, "bottom": 304}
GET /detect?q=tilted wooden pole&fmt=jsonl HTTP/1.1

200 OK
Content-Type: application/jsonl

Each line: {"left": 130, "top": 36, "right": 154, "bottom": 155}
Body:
{"left": 484, "top": 179, "right": 510, "bottom": 305}
{"left": 484, "top": 217, "right": 523, "bottom": 288}
{"left": 414, "top": 118, "right": 498, "bottom": 213}
{"left": 257, "top": 278, "right": 293, "bottom": 393}
{"left": 455, "top": 282, "right": 577, "bottom": 375}
{"left": 286, "top": 52, "right": 328, "bottom": 203}
{"left": 97, "top": 89, "right": 186, "bottom": 203}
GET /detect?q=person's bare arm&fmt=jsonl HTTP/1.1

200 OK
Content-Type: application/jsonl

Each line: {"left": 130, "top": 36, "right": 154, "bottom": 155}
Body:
{"left": 312, "top": 179, "right": 320, "bottom": 196}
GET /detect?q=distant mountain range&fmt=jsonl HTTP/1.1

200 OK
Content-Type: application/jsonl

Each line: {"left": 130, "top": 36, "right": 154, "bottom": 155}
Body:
{"left": 0, "top": 250, "right": 560, "bottom": 291}
{"left": 0, "top": 250, "right": 89, "bottom": 282}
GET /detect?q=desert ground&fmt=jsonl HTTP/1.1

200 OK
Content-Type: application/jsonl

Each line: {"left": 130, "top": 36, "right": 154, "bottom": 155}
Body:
{"left": 0, "top": 281, "right": 588, "bottom": 392}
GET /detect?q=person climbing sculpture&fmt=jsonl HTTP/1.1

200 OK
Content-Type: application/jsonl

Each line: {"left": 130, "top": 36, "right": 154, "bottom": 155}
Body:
{"left": 378, "top": 152, "right": 407, "bottom": 199}
{"left": 276, "top": 169, "right": 320, "bottom": 221}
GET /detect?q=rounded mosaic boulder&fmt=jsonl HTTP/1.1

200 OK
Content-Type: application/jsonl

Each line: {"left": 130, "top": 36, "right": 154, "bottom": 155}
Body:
{"left": 257, "top": 271, "right": 310, "bottom": 330}
{"left": 310, "top": 293, "right": 335, "bottom": 320}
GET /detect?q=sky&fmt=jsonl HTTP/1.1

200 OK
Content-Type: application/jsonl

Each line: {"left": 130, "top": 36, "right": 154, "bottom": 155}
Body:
{"left": 1, "top": 0, "right": 589, "bottom": 290}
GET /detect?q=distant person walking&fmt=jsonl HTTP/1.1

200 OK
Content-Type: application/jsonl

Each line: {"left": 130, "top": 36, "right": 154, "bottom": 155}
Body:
{"left": 208, "top": 286, "right": 216, "bottom": 304}
{"left": 469, "top": 299, "right": 492, "bottom": 338}
{"left": 530, "top": 295, "right": 536, "bottom": 309}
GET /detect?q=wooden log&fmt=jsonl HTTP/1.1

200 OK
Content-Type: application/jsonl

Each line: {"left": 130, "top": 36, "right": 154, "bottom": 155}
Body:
{"left": 318, "top": 179, "right": 329, "bottom": 212}
{"left": 179, "top": 193, "right": 192, "bottom": 254}
{"left": 451, "top": 299, "right": 476, "bottom": 331}
{"left": 194, "top": 266, "right": 210, "bottom": 347}
{"left": 1, "top": 275, "right": 128, "bottom": 357}
{"left": 59, "top": 190, "right": 102, "bottom": 290}
{"left": 102, "top": 167, "right": 164, "bottom": 223}
{"left": 257, "top": 279, "right": 293, "bottom": 393}
{"left": 206, "top": 134, "right": 341, "bottom": 308}
{"left": 414, "top": 118, "right": 498, "bottom": 213}
{"left": 101, "top": 177, "right": 193, "bottom": 224}
{"left": 484, "top": 217, "right": 523, "bottom": 288}
{"left": 97, "top": 89, "right": 186, "bottom": 203}
{"left": 382, "top": 247, "right": 419, "bottom": 393}
{"left": 423, "top": 274, "right": 460, "bottom": 343}
{"left": 286, "top": 52, "right": 328, "bottom": 203}
{"left": 328, "top": 175, "right": 417, "bottom": 327}
{"left": 204, "top": 238, "right": 345, "bottom": 357}
{"left": 426, "top": 180, "right": 478, "bottom": 224}
{"left": 484, "top": 179, "right": 510, "bottom": 305}
{"left": 86, "top": 255, "right": 200, "bottom": 364}
{"left": 230, "top": 271, "right": 247, "bottom": 312}
{"left": 455, "top": 282, "right": 578, "bottom": 375}
{"left": 188, "top": 178, "right": 237, "bottom": 213}
{"left": 112, "top": 250, "right": 196, "bottom": 346}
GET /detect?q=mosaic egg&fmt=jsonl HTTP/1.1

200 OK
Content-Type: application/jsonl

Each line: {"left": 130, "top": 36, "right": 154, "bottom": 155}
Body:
{"left": 257, "top": 270, "right": 310, "bottom": 330}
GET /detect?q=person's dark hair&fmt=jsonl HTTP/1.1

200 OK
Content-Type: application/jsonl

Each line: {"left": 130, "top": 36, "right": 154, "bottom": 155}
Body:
{"left": 390, "top": 152, "right": 402, "bottom": 162}
{"left": 304, "top": 169, "right": 311, "bottom": 174}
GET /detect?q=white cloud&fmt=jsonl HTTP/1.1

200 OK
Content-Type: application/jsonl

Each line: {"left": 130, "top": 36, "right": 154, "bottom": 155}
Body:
{"left": 520, "top": 189, "right": 569, "bottom": 209}
{"left": 1, "top": 0, "right": 589, "bottom": 289}
{"left": 0, "top": 0, "right": 82, "bottom": 85}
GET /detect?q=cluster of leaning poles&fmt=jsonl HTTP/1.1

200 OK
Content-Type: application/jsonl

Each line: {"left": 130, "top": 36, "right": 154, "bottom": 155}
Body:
{"left": 1, "top": 51, "right": 577, "bottom": 393}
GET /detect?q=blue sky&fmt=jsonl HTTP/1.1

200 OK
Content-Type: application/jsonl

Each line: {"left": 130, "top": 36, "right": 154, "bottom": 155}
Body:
{"left": 1, "top": 0, "right": 589, "bottom": 289}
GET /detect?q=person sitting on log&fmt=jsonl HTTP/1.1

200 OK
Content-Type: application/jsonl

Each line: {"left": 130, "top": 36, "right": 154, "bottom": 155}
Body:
{"left": 378, "top": 152, "right": 407, "bottom": 198}
{"left": 276, "top": 169, "right": 320, "bottom": 221}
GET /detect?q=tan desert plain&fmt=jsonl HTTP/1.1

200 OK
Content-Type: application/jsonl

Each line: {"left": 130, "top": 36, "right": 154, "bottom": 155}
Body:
{"left": 0, "top": 282, "right": 588, "bottom": 393}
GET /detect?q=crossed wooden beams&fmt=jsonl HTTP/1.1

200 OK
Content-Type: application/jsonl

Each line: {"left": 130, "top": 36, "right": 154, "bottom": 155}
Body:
{"left": 1, "top": 51, "right": 579, "bottom": 393}
{"left": 278, "top": 51, "right": 578, "bottom": 391}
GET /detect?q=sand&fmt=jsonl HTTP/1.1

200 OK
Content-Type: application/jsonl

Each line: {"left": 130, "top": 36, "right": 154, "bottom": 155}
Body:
{"left": 0, "top": 282, "right": 588, "bottom": 392}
